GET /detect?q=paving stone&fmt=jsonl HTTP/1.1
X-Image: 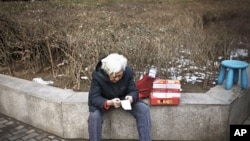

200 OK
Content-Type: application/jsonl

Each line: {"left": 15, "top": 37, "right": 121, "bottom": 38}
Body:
{"left": 15, "top": 125, "right": 25, "bottom": 130}
{"left": 12, "top": 128, "right": 29, "bottom": 135}
{"left": 28, "top": 138, "right": 38, "bottom": 141}
{"left": 6, "top": 121, "right": 14, "bottom": 125}
{"left": 0, "top": 120, "right": 8, "bottom": 124}
{"left": 26, "top": 129, "right": 36, "bottom": 134}
{"left": 21, "top": 132, "right": 39, "bottom": 140}
{"left": 41, "top": 138, "right": 51, "bottom": 141}
{"left": 0, "top": 125, "right": 5, "bottom": 128}
{"left": 0, "top": 133, "right": 12, "bottom": 139}
{"left": 48, "top": 135, "right": 56, "bottom": 139}
{"left": 35, "top": 132, "right": 49, "bottom": 140}
{"left": 8, "top": 133, "right": 26, "bottom": 141}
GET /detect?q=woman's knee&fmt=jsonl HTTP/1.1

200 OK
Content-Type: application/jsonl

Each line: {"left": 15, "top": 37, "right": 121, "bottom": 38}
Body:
{"left": 88, "top": 110, "right": 103, "bottom": 122}
{"left": 133, "top": 101, "right": 150, "bottom": 114}
{"left": 139, "top": 101, "right": 150, "bottom": 109}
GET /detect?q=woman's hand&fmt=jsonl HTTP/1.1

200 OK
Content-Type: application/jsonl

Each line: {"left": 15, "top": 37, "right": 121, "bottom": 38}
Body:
{"left": 125, "top": 95, "right": 133, "bottom": 104}
{"left": 113, "top": 98, "right": 121, "bottom": 108}
{"left": 107, "top": 98, "right": 121, "bottom": 108}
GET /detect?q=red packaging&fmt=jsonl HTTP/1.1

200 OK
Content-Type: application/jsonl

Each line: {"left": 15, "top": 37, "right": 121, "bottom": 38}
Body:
{"left": 150, "top": 79, "right": 181, "bottom": 106}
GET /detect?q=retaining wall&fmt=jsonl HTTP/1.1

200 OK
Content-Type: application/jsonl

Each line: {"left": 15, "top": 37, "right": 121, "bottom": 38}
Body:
{"left": 0, "top": 74, "right": 250, "bottom": 141}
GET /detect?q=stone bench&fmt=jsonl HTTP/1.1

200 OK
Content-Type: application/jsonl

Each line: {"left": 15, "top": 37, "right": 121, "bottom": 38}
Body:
{"left": 0, "top": 74, "right": 250, "bottom": 141}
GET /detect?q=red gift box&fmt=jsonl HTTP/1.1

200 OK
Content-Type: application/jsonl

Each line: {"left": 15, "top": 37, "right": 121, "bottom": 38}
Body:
{"left": 150, "top": 79, "right": 181, "bottom": 106}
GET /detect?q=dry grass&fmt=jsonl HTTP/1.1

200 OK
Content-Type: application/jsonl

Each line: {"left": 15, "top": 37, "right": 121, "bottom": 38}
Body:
{"left": 0, "top": 0, "right": 249, "bottom": 91}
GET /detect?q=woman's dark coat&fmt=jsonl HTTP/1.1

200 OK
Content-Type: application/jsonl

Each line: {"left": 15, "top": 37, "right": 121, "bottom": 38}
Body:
{"left": 88, "top": 60, "right": 139, "bottom": 112}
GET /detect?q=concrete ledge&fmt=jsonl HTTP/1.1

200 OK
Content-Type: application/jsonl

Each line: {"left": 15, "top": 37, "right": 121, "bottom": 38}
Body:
{"left": 0, "top": 74, "right": 250, "bottom": 141}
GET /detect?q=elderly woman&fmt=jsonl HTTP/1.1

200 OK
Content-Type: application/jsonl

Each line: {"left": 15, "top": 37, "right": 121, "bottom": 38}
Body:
{"left": 88, "top": 53, "right": 152, "bottom": 141}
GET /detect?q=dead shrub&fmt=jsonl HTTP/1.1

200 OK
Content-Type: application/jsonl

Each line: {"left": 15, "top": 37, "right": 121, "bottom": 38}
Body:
{"left": 0, "top": 0, "right": 249, "bottom": 91}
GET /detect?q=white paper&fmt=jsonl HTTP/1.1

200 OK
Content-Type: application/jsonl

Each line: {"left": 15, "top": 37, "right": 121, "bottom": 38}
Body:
{"left": 149, "top": 67, "right": 157, "bottom": 78}
{"left": 121, "top": 100, "right": 132, "bottom": 110}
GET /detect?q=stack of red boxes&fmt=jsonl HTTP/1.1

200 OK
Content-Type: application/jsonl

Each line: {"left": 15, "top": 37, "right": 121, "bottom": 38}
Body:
{"left": 150, "top": 79, "right": 181, "bottom": 106}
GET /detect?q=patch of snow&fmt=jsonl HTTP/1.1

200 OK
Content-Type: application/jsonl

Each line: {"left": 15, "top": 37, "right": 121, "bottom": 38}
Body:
{"left": 81, "top": 76, "right": 88, "bottom": 80}
{"left": 32, "top": 77, "right": 54, "bottom": 85}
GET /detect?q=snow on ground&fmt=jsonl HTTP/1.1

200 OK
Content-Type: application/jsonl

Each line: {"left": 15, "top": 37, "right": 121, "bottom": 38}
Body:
{"left": 32, "top": 49, "right": 248, "bottom": 87}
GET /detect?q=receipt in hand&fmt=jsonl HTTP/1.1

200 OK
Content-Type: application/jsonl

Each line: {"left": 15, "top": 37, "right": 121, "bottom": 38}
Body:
{"left": 121, "top": 100, "right": 132, "bottom": 110}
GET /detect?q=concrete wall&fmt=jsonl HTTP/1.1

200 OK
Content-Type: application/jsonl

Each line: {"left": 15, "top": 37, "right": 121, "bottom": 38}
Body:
{"left": 0, "top": 74, "right": 250, "bottom": 141}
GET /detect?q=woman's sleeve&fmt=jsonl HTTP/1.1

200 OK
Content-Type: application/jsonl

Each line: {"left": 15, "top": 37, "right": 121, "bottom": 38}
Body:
{"left": 126, "top": 67, "right": 139, "bottom": 102}
{"left": 88, "top": 75, "right": 108, "bottom": 111}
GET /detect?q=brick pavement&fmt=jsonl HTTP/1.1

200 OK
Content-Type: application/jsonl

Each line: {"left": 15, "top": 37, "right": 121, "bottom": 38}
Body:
{"left": 0, "top": 113, "right": 87, "bottom": 141}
